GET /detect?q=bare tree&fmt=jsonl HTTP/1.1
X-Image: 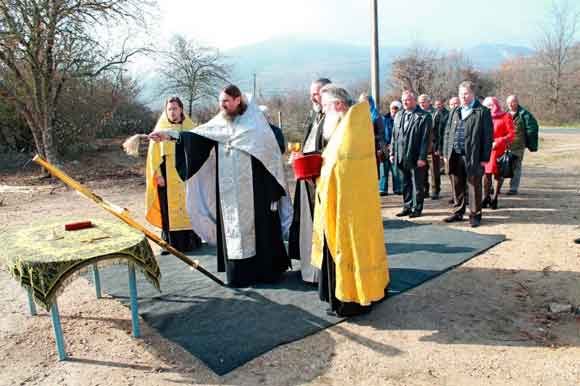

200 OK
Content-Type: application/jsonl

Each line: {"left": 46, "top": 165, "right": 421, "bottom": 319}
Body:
{"left": 389, "top": 47, "right": 439, "bottom": 95}
{"left": 535, "top": 0, "right": 580, "bottom": 116}
{"left": 389, "top": 48, "right": 496, "bottom": 102}
{"left": 159, "top": 35, "right": 230, "bottom": 117}
{"left": 0, "top": 0, "right": 151, "bottom": 165}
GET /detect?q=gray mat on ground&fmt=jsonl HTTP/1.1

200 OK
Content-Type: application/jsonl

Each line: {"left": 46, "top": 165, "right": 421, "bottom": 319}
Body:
{"left": 95, "top": 219, "right": 504, "bottom": 375}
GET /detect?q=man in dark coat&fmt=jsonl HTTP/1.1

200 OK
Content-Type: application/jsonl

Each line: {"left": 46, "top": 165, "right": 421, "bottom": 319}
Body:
{"left": 433, "top": 99, "right": 449, "bottom": 165}
{"left": 288, "top": 78, "right": 332, "bottom": 284}
{"left": 442, "top": 81, "right": 493, "bottom": 227}
{"left": 390, "top": 90, "right": 432, "bottom": 218}
{"left": 418, "top": 94, "right": 440, "bottom": 200}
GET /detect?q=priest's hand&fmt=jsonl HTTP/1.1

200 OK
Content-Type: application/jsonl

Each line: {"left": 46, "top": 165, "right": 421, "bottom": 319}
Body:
{"left": 306, "top": 177, "right": 317, "bottom": 188}
{"left": 156, "top": 175, "right": 166, "bottom": 187}
{"left": 149, "top": 131, "right": 171, "bottom": 142}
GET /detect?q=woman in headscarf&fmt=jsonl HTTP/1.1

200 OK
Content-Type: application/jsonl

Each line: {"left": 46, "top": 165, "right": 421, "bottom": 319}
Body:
{"left": 146, "top": 97, "right": 201, "bottom": 253}
{"left": 481, "top": 97, "right": 515, "bottom": 209}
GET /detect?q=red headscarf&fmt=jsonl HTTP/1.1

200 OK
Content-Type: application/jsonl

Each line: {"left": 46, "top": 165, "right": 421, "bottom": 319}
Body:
{"left": 482, "top": 96, "right": 505, "bottom": 118}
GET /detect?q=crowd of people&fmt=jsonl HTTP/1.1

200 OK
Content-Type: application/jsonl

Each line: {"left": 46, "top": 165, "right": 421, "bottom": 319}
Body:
{"left": 144, "top": 79, "right": 539, "bottom": 317}
{"left": 379, "top": 81, "right": 539, "bottom": 227}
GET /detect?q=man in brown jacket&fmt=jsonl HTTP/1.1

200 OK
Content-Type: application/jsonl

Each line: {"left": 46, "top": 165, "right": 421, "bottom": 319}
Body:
{"left": 442, "top": 81, "right": 493, "bottom": 227}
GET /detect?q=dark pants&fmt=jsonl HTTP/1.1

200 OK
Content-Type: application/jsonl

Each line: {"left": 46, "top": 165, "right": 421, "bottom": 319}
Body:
{"left": 428, "top": 153, "right": 441, "bottom": 194}
{"left": 400, "top": 165, "right": 426, "bottom": 213}
{"left": 449, "top": 152, "right": 482, "bottom": 218}
{"left": 483, "top": 174, "right": 504, "bottom": 201}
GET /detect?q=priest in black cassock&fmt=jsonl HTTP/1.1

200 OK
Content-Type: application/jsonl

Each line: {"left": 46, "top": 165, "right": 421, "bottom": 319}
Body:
{"left": 148, "top": 85, "right": 292, "bottom": 287}
{"left": 288, "top": 78, "right": 332, "bottom": 284}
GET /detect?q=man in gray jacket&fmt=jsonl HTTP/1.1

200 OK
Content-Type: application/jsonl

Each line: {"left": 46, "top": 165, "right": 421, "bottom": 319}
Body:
{"left": 442, "top": 81, "right": 493, "bottom": 227}
{"left": 390, "top": 90, "right": 432, "bottom": 218}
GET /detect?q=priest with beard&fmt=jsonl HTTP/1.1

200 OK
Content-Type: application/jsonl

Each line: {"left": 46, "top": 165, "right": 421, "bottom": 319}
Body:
{"left": 311, "top": 85, "right": 390, "bottom": 316}
{"left": 288, "top": 77, "right": 332, "bottom": 284}
{"left": 149, "top": 85, "right": 292, "bottom": 287}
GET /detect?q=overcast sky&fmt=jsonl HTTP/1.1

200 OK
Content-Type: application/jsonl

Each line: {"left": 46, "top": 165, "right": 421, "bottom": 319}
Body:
{"left": 156, "top": 0, "right": 562, "bottom": 50}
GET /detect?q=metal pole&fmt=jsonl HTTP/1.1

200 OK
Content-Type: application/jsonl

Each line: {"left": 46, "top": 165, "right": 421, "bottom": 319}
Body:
{"left": 370, "top": 0, "right": 380, "bottom": 107}
{"left": 278, "top": 111, "right": 282, "bottom": 129}
{"left": 50, "top": 301, "right": 67, "bottom": 360}
{"left": 128, "top": 264, "right": 140, "bottom": 338}
{"left": 93, "top": 264, "right": 102, "bottom": 299}
{"left": 27, "top": 288, "right": 37, "bottom": 316}
{"left": 252, "top": 73, "right": 257, "bottom": 98}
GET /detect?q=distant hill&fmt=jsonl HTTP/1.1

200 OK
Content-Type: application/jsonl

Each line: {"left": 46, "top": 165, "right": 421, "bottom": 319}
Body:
{"left": 225, "top": 37, "right": 405, "bottom": 95}
{"left": 460, "top": 43, "right": 534, "bottom": 70}
{"left": 137, "top": 38, "right": 535, "bottom": 105}
{"left": 225, "top": 37, "right": 534, "bottom": 95}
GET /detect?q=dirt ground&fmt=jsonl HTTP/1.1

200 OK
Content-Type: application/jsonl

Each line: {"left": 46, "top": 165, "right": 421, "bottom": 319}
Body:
{"left": 0, "top": 132, "right": 579, "bottom": 386}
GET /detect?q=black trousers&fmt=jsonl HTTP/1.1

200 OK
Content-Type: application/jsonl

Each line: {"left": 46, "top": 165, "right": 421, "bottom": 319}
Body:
{"left": 449, "top": 152, "right": 482, "bottom": 218}
{"left": 399, "top": 165, "right": 427, "bottom": 213}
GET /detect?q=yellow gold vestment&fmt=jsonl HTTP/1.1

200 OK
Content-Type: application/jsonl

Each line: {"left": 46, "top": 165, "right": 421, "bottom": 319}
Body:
{"left": 145, "top": 113, "right": 195, "bottom": 230}
{"left": 311, "top": 101, "right": 389, "bottom": 305}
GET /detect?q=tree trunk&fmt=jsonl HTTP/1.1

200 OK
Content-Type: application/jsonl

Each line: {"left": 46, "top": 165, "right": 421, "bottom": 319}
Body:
{"left": 41, "top": 124, "right": 60, "bottom": 167}
{"left": 188, "top": 95, "right": 193, "bottom": 118}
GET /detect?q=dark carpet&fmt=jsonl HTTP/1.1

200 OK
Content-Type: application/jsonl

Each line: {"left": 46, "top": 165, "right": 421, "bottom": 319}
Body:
{"left": 95, "top": 219, "right": 504, "bottom": 375}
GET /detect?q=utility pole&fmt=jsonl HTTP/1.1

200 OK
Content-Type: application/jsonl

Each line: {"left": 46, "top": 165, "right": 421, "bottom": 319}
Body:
{"left": 370, "top": 0, "right": 380, "bottom": 106}
{"left": 252, "top": 73, "right": 257, "bottom": 98}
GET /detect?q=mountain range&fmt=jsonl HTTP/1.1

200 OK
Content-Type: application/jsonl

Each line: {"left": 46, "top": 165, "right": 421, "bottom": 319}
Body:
{"left": 225, "top": 37, "right": 534, "bottom": 95}
{"left": 138, "top": 38, "right": 534, "bottom": 106}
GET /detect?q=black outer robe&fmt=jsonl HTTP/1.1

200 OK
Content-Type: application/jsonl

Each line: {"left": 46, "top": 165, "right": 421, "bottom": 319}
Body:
{"left": 174, "top": 132, "right": 291, "bottom": 287}
{"left": 288, "top": 111, "right": 325, "bottom": 283}
{"left": 157, "top": 156, "right": 201, "bottom": 252}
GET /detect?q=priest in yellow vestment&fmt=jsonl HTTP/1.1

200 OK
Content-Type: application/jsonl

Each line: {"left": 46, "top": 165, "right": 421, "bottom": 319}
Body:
{"left": 146, "top": 97, "right": 201, "bottom": 252}
{"left": 311, "top": 85, "right": 389, "bottom": 316}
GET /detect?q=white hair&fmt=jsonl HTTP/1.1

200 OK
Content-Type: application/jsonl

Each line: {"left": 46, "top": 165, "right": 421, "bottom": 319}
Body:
{"left": 320, "top": 84, "right": 352, "bottom": 106}
{"left": 390, "top": 100, "right": 403, "bottom": 109}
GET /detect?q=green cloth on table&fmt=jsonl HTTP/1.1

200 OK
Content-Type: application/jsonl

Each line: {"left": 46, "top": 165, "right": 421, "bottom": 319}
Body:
{"left": 1, "top": 219, "right": 160, "bottom": 310}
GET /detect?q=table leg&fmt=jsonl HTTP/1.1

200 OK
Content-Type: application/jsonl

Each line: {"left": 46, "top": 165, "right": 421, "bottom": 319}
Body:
{"left": 50, "top": 301, "right": 67, "bottom": 361}
{"left": 27, "top": 288, "right": 37, "bottom": 316}
{"left": 128, "top": 263, "right": 140, "bottom": 338}
{"left": 93, "top": 264, "right": 102, "bottom": 299}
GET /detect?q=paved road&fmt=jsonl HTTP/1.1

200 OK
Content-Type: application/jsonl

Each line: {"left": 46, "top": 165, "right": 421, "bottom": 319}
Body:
{"left": 542, "top": 127, "right": 580, "bottom": 134}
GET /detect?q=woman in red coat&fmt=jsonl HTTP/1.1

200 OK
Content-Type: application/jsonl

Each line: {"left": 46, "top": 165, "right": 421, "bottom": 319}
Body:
{"left": 481, "top": 97, "right": 515, "bottom": 209}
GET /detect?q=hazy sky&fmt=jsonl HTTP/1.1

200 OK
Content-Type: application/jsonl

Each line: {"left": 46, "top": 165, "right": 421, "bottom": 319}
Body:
{"left": 156, "top": 0, "right": 562, "bottom": 50}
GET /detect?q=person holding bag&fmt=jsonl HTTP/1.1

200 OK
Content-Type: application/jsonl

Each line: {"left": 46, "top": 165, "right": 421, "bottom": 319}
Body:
{"left": 481, "top": 97, "right": 515, "bottom": 209}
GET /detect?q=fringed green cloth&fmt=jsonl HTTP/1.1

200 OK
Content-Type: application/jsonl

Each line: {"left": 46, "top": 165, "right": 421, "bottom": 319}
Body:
{"left": 1, "top": 219, "right": 160, "bottom": 310}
